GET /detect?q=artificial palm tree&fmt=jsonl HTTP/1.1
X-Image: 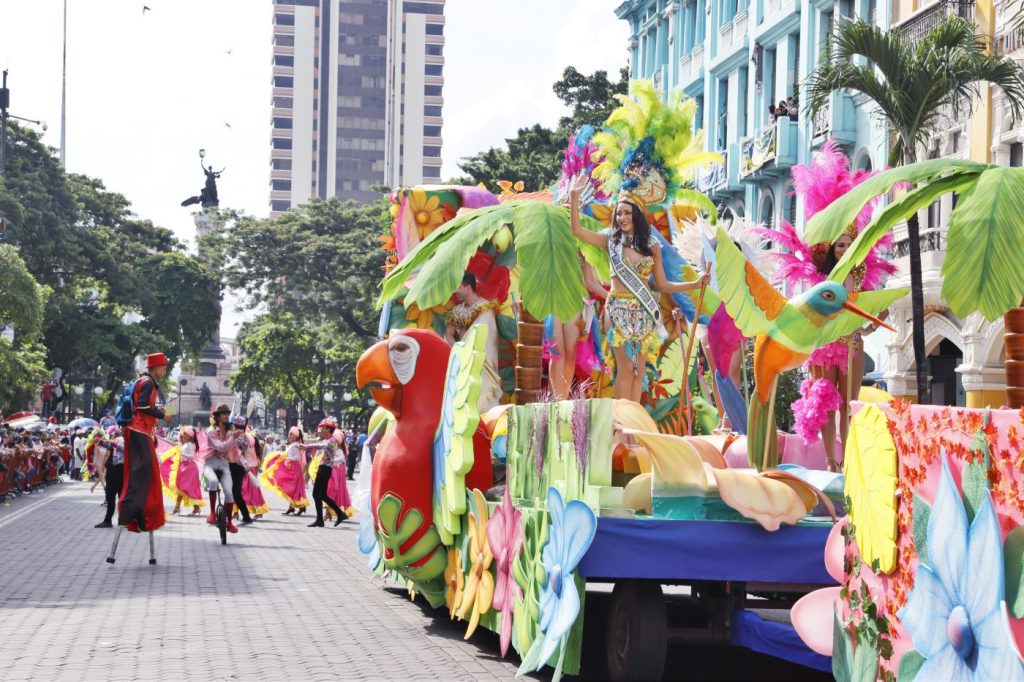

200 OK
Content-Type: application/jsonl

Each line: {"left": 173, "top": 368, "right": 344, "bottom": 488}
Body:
{"left": 807, "top": 17, "right": 1024, "bottom": 404}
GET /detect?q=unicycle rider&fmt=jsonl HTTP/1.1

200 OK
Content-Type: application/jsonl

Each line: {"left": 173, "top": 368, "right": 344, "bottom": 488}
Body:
{"left": 202, "top": 404, "right": 239, "bottom": 534}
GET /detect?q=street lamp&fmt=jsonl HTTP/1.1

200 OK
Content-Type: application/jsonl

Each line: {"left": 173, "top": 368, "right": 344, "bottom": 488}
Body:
{"left": 93, "top": 386, "right": 103, "bottom": 396}
{"left": 73, "top": 385, "right": 84, "bottom": 419}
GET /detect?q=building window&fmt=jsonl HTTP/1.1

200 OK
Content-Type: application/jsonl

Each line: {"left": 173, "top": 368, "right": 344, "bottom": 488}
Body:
{"left": 274, "top": 76, "right": 294, "bottom": 88}
{"left": 274, "top": 13, "right": 295, "bottom": 26}
{"left": 426, "top": 44, "right": 443, "bottom": 56}
{"left": 272, "top": 158, "right": 292, "bottom": 170}
{"left": 272, "top": 137, "right": 293, "bottom": 150}
{"left": 271, "top": 200, "right": 291, "bottom": 212}
{"left": 423, "top": 125, "right": 441, "bottom": 137}
{"left": 273, "top": 96, "right": 293, "bottom": 109}
{"left": 272, "top": 179, "right": 291, "bottom": 191}
{"left": 274, "top": 54, "right": 294, "bottom": 67}
{"left": 423, "top": 165, "right": 441, "bottom": 178}
{"left": 404, "top": 1, "right": 444, "bottom": 14}
{"left": 275, "top": 34, "right": 295, "bottom": 47}
{"left": 273, "top": 117, "right": 293, "bottom": 129}
{"left": 425, "top": 84, "right": 443, "bottom": 97}
{"left": 425, "top": 23, "right": 444, "bottom": 35}
{"left": 424, "top": 105, "right": 442, "bottom": 117}
{"left": 1011, "top": 142, "right": 1024, "bottom": 167}
{"left": 425, "top": 63, "right": 443, "bottom": 76}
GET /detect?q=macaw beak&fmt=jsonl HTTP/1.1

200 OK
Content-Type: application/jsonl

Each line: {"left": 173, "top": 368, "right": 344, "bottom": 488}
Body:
{"left": 842, "top": 300, "right": 895, "bottom": 332}
{"left": 356, "top": 341, "right": 402, "bottom": 419}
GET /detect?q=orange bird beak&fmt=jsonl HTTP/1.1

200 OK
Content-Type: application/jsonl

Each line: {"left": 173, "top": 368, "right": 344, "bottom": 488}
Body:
{"left": 356, "top": 340, "right": 402, "bottom": 419}
{"left": 842, "top": 300, "right": 896, "bottom": 332}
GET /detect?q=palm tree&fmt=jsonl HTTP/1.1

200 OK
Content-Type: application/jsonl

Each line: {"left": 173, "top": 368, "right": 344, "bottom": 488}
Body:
{"left": 807, "top": 17, "right": 1024, "bottom": 404}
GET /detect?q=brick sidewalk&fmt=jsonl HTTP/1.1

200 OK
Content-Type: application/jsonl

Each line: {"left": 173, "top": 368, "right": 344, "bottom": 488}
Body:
{"left": 0, "top": 481, "right": 529, "bottom": 681}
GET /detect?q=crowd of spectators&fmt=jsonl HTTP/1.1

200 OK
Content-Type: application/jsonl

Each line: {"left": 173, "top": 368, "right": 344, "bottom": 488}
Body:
{"left": 0, "top": 426, "right": 68, "bottom": 500}
{"left": 768, "top": 96, "right": 799, "bottom": 123}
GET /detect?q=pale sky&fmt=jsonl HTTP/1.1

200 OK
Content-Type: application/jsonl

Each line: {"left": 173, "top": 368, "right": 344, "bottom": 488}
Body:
{"left": 0, "top": 0, "right": 628, "bottom": 336}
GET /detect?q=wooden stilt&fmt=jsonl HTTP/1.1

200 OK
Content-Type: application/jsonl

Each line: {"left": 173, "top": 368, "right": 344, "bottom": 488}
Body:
{"left": 148, "top": 531, "right": 156, "bottom": 565}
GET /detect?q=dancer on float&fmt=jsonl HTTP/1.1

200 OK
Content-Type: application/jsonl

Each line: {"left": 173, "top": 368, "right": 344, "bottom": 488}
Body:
{"left": 262, "top": 426, "right": 309, "bottom": 515}
{"left": 756, "top": 140, "right": 896, "bottom": 471}
{"left": 160, "top": 426, "right": 204, "bottom": 516}
{"left": 306, "top": 416, "right": 348, "bottom": 527}
{"left": 570, "top": 175, "right": 708, "bottom": 404}
{"left": 201, "top": 403, "right": 240, "bottom": 533}
{"left": 445, "top": 273, "right": 503, "bottom": 411}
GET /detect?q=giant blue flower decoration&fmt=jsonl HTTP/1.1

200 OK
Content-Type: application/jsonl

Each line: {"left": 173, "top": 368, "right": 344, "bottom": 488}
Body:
{"left": 518, "top": 486, "right": 597, "bottom": 677}
{"left": 898, "top": 454, "right": 1024, "bottom": 680}
{"left": 358, "top": 512, "right": 382, "bottom": 571}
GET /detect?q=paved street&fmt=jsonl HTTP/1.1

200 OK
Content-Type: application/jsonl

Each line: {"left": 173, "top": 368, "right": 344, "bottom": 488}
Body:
{"left": 0, "top": 480, "right": 524, "bottom": 682}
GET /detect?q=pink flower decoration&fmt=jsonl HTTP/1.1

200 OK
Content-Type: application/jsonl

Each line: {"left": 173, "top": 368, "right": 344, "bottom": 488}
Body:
{"left": 486, "top": 486, "right": 524, "bottom": 657}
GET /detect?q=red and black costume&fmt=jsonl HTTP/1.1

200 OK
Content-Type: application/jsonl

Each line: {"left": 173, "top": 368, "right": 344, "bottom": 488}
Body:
{"left": 119, "top": 368, "right": 167, "bottom": 533}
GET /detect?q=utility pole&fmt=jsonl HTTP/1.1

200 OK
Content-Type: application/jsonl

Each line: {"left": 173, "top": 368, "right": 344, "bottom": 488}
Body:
{"left": 60, "top": 0, "right": 68, "bottom": 165}
{"left": 1, "top": 69, "right": 9, "bottom": 176}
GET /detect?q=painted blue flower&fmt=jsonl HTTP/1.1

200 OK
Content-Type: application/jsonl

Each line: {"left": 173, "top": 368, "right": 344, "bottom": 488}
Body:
{"left": 533, "top": 486, "right": 597, "bottom": 669}
{"left": 358, "top": 512, "right": 382, "bottom": 571}
{"left": 898, "top": 454, "right": 1024, "bottom": 680}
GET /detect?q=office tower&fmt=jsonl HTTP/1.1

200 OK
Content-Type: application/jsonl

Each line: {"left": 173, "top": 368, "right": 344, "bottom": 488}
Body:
{"left": 270, "top": 0, "right": 445, "bottom": 214}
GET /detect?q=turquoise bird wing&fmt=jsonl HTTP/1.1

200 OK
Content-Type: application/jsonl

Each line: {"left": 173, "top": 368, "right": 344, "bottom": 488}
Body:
{"left": 432, "top": 324, "right": 487, "bottom": 546}
{"left": 819, "top": 289, "right": 909, "bottom": 346}
{"left": 714, "top": 227, "right": 790, "bottom": 338}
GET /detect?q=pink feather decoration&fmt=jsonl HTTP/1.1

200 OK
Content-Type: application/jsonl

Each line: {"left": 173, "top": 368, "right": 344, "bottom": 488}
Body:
{"left": 807, "top": 341, "right": 850, "bottom": 371}
{"left": 708, "top": 304, "right": 744, "bottom": 374}
{"left": 556, "top": 130, "right": 609, "bottom": 204}
{"left": 755, "top": 222, "right": 825, "bottom": 289}
{"left": 791, "top": 139, "right": 880, "bottom": 229}
{"left": 792, "top": 377, "right": 844, "bottom": 445}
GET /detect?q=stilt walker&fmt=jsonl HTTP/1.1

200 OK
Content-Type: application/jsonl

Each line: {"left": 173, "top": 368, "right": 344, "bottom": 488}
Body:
{"left": 107, "top": 352, "right": 172, "bottom": 565}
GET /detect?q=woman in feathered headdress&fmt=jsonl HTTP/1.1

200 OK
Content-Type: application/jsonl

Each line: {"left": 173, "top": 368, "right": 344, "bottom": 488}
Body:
{"left": 571, "top": 81, "right": 716, "bottom": 404}
{"left": 758, "top": 140, "right": 897, "bottom": 470}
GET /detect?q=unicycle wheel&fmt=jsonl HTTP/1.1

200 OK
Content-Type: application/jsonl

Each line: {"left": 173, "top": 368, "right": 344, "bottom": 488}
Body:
{"left": 216, "top": 503, "right": 227, "bottom": 545}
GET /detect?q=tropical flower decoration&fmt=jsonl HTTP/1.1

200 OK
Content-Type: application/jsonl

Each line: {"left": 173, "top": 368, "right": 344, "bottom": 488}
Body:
{"left": 407, "top": 187, "right": 455, "bottom": 239}
{"left": 465, "top": 251, "right": 511, "bottom": 303}
{"left": 444, "top": 547, "right": 464, "bottom": 620}
{"left": 457, "top": 489, "right": 495, "bottom": 638}
{"left": 844, "top": 404, "right": 898, "bottom": 574}
{"left": 486, "top": 485, "right": 524, "bottom": 657}
{"left": 897, "top": 453, "right": 1024, "bottom": 680}
{"left": 497, "top": 180, "right": 525, "bottom": 196}
{"left": 517, "top": 486, "right": 597, "bottom": 677}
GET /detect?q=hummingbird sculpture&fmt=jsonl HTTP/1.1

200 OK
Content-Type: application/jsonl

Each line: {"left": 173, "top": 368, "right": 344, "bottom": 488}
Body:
{"left": 714, "top": 228, "right": 906, "bottom": 470}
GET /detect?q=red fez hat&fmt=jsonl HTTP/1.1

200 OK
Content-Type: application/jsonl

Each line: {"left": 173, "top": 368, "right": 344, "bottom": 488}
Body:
{"left": 146, "top": 353, "right": 168, "bottom": 369}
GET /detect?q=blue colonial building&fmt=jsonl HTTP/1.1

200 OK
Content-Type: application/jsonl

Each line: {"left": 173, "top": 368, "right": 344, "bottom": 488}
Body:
{"left": 614, "top": 0, "right": 890, "bottom": 234}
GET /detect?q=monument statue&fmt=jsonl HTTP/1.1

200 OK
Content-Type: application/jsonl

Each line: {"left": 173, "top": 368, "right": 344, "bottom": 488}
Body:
{"left": 198, "top": 382, "right": 212, "bottom": 411}
{"left": 181, "top": 163, "right": 224, "bottom": 209}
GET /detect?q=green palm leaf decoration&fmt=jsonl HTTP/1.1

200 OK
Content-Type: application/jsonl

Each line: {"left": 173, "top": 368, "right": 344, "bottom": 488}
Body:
{"left": 378, "top": 204, "right": 513, "bottom": 305}
{"left": 804, "top": 158, "right": 985, "bottom": 244}
{"left": 381, "top": 202, "right": 611, "bottom": 323}
{"left": 943, "top": 167, "right": 1024, "bottom": 321}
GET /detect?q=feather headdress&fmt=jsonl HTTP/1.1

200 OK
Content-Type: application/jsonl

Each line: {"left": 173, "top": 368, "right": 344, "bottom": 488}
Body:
{"left": 592, "top": 80, "right": 721, "bottom": 215}
{"left": 554, "top": 125, "right": 609, "bottom": 211}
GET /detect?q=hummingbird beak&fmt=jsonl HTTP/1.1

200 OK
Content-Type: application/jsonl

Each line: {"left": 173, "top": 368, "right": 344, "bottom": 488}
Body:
{"left": 842, "top": 300, "right": 895, "bottom": 332}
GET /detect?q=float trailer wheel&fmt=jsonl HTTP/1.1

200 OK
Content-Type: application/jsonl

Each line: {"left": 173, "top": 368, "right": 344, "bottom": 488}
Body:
{"left": 606, "top": 580, "right": 667, "bottom": 681}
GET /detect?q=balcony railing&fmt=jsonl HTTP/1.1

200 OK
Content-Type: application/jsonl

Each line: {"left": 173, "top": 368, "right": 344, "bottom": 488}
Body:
{"left": 892, "top": 229, "right": 947, "bottom": 258}
{"left": 897, "top": 1, "right": 975, "bottom": 46}
{"left": 996, "top": 26, "right": 1024, "bottom": 55}
{"left": 813, "top": 99, "right": 832, "bottom": 139}
{"left": 739, "top": 124, "right": 778, "bottom": 178}
{"left": 696, "top": 150, "right": 729, "bottom": 194}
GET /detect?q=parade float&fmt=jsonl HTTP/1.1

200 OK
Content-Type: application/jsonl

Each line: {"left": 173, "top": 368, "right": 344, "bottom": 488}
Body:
{"left": 352, "top": 80, "right": 1024, "bottom": 681}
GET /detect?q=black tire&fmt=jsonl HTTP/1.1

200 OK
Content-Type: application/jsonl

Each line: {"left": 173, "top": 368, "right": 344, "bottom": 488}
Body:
{"left": 606, "top": 580, "right": 667, "bottom": 682}
{"left": 217, "top": 503, "right": 227, "bottom": 545}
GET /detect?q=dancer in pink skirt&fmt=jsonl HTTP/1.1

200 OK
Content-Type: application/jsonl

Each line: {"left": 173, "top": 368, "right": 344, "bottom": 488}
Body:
{"left": 160, "top": 426, "right": 205, "bottom": 516}
{"left": 261, "top": 426, "right": 309, "bottom": 515}
{"left": 237, "top": 426, "right": 270, "bottom": 519}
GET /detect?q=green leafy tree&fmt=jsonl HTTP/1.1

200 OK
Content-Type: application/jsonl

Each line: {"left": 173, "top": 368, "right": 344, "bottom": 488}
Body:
{"left": 455, "top": 66, "right": 628, "bottom": 191}
{"left": 0, "top": 244, "right": 50, "bottom": 412}
{"left": 0, "top": 122, "right": 221, "bottom": 405}
{"left": 807, "top": 18, "right": 1024, "bottom": 403}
